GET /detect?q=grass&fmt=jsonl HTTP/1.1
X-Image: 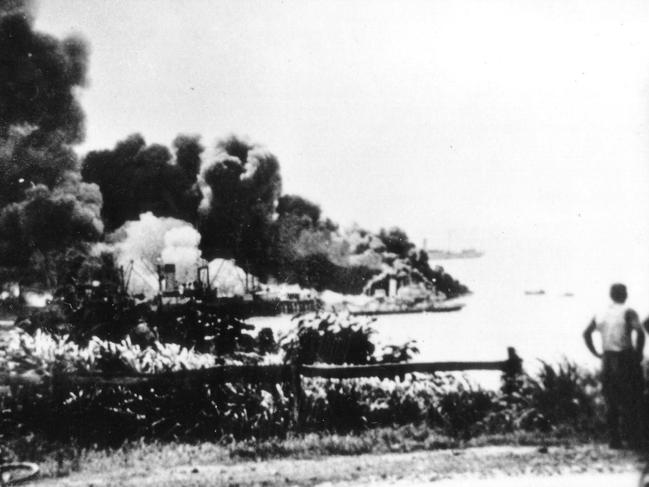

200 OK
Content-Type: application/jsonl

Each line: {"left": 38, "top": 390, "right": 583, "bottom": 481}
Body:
{"left": 25, "top": 439, "right": 646, "bottom": 487}
{"left": 0, "top": 423, "right": 610, "bottom": 482}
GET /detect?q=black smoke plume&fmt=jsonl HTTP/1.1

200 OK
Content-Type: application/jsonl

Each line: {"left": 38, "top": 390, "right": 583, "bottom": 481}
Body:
{"left": 0, "top": 1, "right": 101, "bottom": 287}
{"left": 198, "top": 135, "right": 281, "bottom": 275}
{"left": 173, "top": 134, "right": 203, "bottom": 182}
{"left": 0, "top": 1, "right": 89, "bottom": 206}
{"left": 82, "top": 133, "right": 204, "bottom": 232}
{"left": 0, "top": 126, "right": 78, "bottom": 207}
{"left": 276, "top": 194, "right": 321, "bottom": 225}
{"left": 0, "top": 0, "right": 32, "bottom": 18}
{"left": 0, "top": 171, "right": 103, "bottom": 285}
{"left": 0, "top": 2, "right": 88, "bottom": 143}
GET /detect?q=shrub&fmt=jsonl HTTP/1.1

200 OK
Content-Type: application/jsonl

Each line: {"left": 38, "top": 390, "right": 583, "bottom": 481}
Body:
{"left": 300, "top": 375, "right": 439, "bottom": 431}
{"left": 0, "top": 327, "right": 606, "bottom": 446}
{"left": 280, "top": 312, "right": 378, "bottom": 365}
{"left": 429, "top": 381, "right": 496, "bottom": 439}
{"left": 279, "top": 311, "right": 420, "bottom": 366}
{"left": 379, "top": 340, "right": 420, "bottom": 363}
{"left": 2, "top": 329, "right": 221, "bottom": 377}
{"left": 532, "top": 360, "right": 600, "bottom": 429}
{"left": 483, "top": 360, "right": 604, "bottom": 436}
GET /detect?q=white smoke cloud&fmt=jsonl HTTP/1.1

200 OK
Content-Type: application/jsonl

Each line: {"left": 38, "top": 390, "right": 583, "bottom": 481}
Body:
{"left": 207, "top": 258, "right": 248, "bottom": 297}
{"left": 240, "top": 149, "right": 260, "bottom": 182}
{"left": 196, "top": 179, "right": 212, "bottom": 215}
{"left": 109, "top": 212, "right": 203, "bottom": 297}
{"left": 161, "top": 226, "right": 202, "bottom": 285}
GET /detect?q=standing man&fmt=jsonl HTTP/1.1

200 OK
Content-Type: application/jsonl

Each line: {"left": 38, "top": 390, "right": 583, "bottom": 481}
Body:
{"left": 583, "top": 283, "right": 645, "bottom": 449}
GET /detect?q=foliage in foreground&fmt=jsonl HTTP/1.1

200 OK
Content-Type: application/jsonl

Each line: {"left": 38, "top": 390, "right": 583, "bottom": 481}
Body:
{"left": 0, "top": 311, "right": 606, "bottom": 447}
{"left": 0, "top": 361, "right": 605, "bottom": 447}
{"left": 280, "top": 312, "right": 419, "bottom": 365}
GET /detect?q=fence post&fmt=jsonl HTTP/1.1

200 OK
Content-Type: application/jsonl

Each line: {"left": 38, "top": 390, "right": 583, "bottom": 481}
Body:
{"left": 50, "top": 368, "right": 68, "bottom": 439}
{"left": 505, "top": 347, "right": 523, "bottom": 375}
{"left": 290, "top": 364, "right": 303, "bottom": 429}
{"left": 502, "top": 347, "right": 523, "bottom": 396}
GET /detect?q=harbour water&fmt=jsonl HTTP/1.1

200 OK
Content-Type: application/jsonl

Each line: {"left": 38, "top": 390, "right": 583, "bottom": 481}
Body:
{"left": 251, "top": 242, "right": 649, "bottom": 388}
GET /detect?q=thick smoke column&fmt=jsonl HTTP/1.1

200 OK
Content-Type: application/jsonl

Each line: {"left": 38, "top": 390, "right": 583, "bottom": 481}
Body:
{"left": 0, "top": 171, "right": 103, "bottom": 285}
{"left": 0, "top": 171, "right": 103, "bottom": 257}
{"left": 83, "top": 134, "right": 204, "bottom": 232}
{"left": 0, "top": 2, "right": 102, "bottom": 287}
{"left": 344, "top": 224, "right": 385, "bottom": 269}
{"left": 85, "top": 134, "right": 279, "bottom": 278}
{"left": 0, "top": 127, "right": 79, "bottom": 207}
{"left": 173, "top": 134, "right": 203, "bottom": 182}
{"left": 198, "top": 135, "right": 281, "bottom": 275}
{"left": 0, "top": 0, "right": 90, "bottom": 206}
{"left": 0, "top": 0, "right": 33, "bottom": 18}
{"left": 0, "top": 0, "right": 88, "bottom": 143}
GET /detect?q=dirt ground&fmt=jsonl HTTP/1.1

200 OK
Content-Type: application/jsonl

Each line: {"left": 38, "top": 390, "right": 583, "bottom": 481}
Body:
{"left": 330, "top": 472, "right": 640, "bottom": 486}
{"left": 28, "top": 444, "right": 645, "bottom": 487}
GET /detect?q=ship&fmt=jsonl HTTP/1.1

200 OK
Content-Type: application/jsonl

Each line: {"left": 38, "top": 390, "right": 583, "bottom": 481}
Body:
{"left": 349, "top": 303, "right": 464, "bottom": 316}
{"left": 427, "top": 248, "right": 484, "bottom": 260}
{"left": 348, "top": 299, "right": 465, "bottom": 316}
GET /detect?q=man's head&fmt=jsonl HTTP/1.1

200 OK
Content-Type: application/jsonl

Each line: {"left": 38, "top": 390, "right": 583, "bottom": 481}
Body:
{"left": 610, "top": 283, "right": 627, "bottom": 304}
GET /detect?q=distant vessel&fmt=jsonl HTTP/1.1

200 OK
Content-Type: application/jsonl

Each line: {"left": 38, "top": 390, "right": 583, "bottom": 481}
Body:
{"left": 427, "top": 248, "right": 484, "bottom": 260}
{"left": 349, "top": 302, "right": 465, "bottom": 316}
{"left": 524, "top": 290, "right": 546, "bottom": 296}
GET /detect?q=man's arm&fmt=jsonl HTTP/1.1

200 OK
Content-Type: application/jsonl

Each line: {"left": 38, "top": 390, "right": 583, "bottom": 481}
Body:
{"left": 583, "top": 319, "right": 601, "bottom": 359}
{"left": 626, "top": 309, "right": 644, "bottom": 361}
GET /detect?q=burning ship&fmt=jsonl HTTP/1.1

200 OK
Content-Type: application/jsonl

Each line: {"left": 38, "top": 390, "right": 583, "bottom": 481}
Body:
{"left": 427, "top": 248, "right": 484, "bottom": 260}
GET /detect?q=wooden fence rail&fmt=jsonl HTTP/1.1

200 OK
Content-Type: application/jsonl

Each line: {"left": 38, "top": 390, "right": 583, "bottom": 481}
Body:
{"left": 1, "top": 347, "right": 522, "bottom": 386}
{"left": 1, "top": 347, "right": 522, "bottom": 426}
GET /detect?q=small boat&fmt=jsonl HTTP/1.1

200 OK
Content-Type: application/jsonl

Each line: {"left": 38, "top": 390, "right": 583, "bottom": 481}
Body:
{"left": 426, "top": 303, "right": 465, "bottom": 313}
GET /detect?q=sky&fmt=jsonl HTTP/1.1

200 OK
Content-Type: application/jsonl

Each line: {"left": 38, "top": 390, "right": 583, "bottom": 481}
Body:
{"left": 35, "top": 0, "right": 649, "bottom": 279}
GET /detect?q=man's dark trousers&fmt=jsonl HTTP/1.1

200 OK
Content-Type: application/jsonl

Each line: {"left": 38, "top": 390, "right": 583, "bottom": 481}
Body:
{"left": 602, "top": 350, "right": 644, "bottom": 447}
